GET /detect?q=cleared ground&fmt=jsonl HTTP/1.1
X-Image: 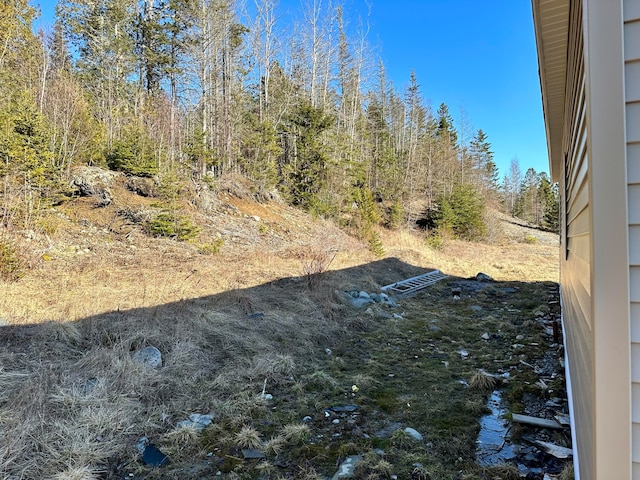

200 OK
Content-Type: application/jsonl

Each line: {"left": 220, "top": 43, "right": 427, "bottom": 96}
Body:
{"left": 0, "top": 173, "right": 563, "bottom": 479}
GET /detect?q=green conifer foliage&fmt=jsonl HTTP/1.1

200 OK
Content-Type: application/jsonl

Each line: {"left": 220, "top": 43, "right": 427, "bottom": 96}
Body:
{"left": 105, "top": 126, "right": 158, "bottom": 177}
{"left": 0, "top": 92, "right": 65, "bottom": 203}
{"left": 279, "top": 103, "right": 334, "bottom": 215}
{"left": 352, "top": 185, "right": 384, "bottom": 256}
{"left": 432, "top": 184, "right": 486, "bottom": 241}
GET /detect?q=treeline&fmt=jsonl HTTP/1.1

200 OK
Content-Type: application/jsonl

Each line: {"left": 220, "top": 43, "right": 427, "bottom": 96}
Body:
{"left": 0, "top": 0, "right": 558, "bottom": 247}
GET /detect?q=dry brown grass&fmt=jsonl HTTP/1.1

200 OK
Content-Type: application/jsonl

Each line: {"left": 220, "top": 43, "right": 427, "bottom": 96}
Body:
{"left": 0, "top": 177, "right": 560, "bottom": 478}
{"left": 469, "top": 370, "right": 500, "bottom": 391}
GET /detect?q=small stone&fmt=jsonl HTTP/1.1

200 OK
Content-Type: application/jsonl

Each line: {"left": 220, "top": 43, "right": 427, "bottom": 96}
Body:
{"left": 458, "top": 349, "right": 469, "bottom": 359}
{"left": 325, "top": 348, "right": 332, "bottom": 355}
{"left": 380, "top": 294, "right": 398, "bottom": 307}
{"left": 374, "top": 422, "right": 403, "bottom": 439}
{"left": 516, "top": 334, "right": 525, "bottom": 341}
{"left": 476, "top": 272, "right": 493, "bottom": 282}
{"left": 404, "top": 427, "right": 423, "bottom": 442}
{"left": 344, "top": 292, "right": 373, "bottom": 309}
{"left": 140, "top": 444, "right": 169, "bottom": 467}
{"left": 393, "top": 313, "right": 403, "bottom": 319}
{"left": 358, "top": 291, "right": 370, "bottom": 299}
{"left": 176, "top": 413, "right": 214, "bottom": 431}
{"left": 332, "top": 455, "right": 362, "bottom": 479}
{"left": 481, "top": 332, "right": 490, "bottom": 340}
{"left": 512, "top": 344, "right": 525, "bottom": 349}
{"left": 132, "top": 346, "right": 162, "bottom": 369}
{"left": 331, "top": 405, "right": 358, "bottom": 413}
{"left": 471, "top": 305, "right": 483, "bottom": 312}
{"left": 332, "top": 419, "right": 340, "bottom": 424}
{"left": 303, "top": 416, "right": 313, "bottom": 423}
{"left": 262, "top": 393, "right": 273, "bottom": 400}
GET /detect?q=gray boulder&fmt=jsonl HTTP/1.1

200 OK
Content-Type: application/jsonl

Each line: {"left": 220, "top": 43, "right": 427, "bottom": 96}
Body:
{"left": 70, "top": 166, "right": 118, "bottom": 205}
{"left": 132, "top": 346, "right": 162, "bottom": 369}
{"left": 126, "top": 176, "right": 158, "bottom": 197}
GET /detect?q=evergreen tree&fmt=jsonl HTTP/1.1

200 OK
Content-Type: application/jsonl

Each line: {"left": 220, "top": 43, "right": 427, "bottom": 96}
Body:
{"left": 540, "top": 174, "right": 560, "bottom": 232}
{"left": 435, "top": 103, "right": 457, "bottom": 145}
{"left": 469, "top": 129, "right": 497, "bottom": 194}
{"left": 430, "top": 183, "right": 486, "bottom": 241}
{"left": 279, "top": 102, "right": 334, "bottom": 214}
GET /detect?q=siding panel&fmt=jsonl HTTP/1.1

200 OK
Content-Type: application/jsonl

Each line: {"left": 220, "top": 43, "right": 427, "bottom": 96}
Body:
{"left": 632, "top": 344, "right": 640, "bottom": 383}
{"left": 625, "top": 0, "right": 640, "bottom": 21}
{"left": 632, "top": 267, "right": 640, "bottom": 303}
{"left": 631, "top": 227, "right": 640, "bottom": 264}
{"left": 568, "top": 206, "right": 590, "bottom": 238}
{"left": 631, "top": 185, "right": 640, "bottom": 224}
{"left": 630, "top": 16, "right": 640, "bottom": 471}
{"left": 560, "top": 2, "right": 595, "bottom": 477}
{"left": 568, "top": 232, "right": 590, "bottom": 263}
{"left": 634, "top": 383, "right": 640, "bottom": 421}
{"left": 634, "top": 423, "right": 640, "bottom": 463}
{"left": 628, "top": 61, "right": 640, "bottom": 102}
{"left": 629, "top": 103, "right": 640, "bottom": 143}
{"left": 626, "top": 20, "right": 640, "bottom": 62}
{"left": 566, "top": 157, "right": 588, "bottom": 216}
{"left": 629, "top": 143, "right": 640, "bottom": 184}
{"left": 633, "top": 303, "right": 640, "bottom": 343}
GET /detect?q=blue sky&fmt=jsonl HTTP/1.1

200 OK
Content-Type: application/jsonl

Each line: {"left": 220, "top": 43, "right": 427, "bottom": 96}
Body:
{"left": 334, "top": 0, "right": 549, "bottom": 178}
{"left": 33, "top": 0, "right": 548, "bottom": 178}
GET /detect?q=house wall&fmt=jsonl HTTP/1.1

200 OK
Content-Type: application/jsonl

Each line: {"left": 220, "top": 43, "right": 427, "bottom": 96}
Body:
{"left": 583, "top": 0, "right": 632, "bottom": 478}
{"left": 560, "top": 2, "right": 593, "bottom": 477}
{"left": 626, "top": 1, "right": 640, "bottom": 477}
{"left": 533, "top": 0, "right": 633, "bottom": 478}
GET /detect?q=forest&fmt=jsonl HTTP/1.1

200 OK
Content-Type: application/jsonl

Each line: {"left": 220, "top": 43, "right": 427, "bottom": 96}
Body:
{"left": 0, "top": 0, "right": 559, "bottom": 250}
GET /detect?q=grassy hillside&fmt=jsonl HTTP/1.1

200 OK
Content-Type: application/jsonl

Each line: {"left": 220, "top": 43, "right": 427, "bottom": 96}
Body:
{"left": 0, "top": 170, "right": 563, "bottom": 479}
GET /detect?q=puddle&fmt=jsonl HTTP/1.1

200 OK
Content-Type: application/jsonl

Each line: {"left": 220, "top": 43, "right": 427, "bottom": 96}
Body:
{"left": 476, "top": 390, "right": 516, "bottom": 465}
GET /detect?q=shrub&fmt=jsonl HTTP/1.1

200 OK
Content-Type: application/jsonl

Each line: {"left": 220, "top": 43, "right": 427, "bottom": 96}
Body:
{"left": 523, "top": 233, "right": 537, "bottom": 244}
{"left": 385, "top": 200, "right": 403, "bottom": 229}
{"left": 197, "top": 239, "right": 224, "bottom": 255}
{"left": 426, "top": 231, "right": 445, "bottom": 250}
{"left": 146, "top": 212, "right": 199, "bottom": 241}
{"left": 0, "top": 239, "right": 24, "bottom": 281}
{"left": 421, "top": 184, "right": 487, "bottom": 241}
{"left": 106, "top": 128, "right": 158, "bottom": 177}
{"left": 352, "top": 186, "right": 385, "bottom": 256}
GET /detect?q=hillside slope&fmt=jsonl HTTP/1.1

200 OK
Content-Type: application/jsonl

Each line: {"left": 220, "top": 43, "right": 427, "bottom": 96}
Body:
{"left": 0, "top": 168, "right": 557, "bottom": 325}
{"left": 0, "top": 169, "right": 564, "bottom": 480}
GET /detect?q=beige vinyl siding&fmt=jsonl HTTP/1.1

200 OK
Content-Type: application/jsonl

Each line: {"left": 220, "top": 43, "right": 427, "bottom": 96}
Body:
{"left": 627, "top": 1, "right": 640, "bottom": 475}
{"left": 630, "top": 144, "right": 640, "bottom": 183}
{"left": 534, "top": 0, "right": 631, "bottom": 477}
{"left": 560, "top": 2, "right": 594, "bottom": 477}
